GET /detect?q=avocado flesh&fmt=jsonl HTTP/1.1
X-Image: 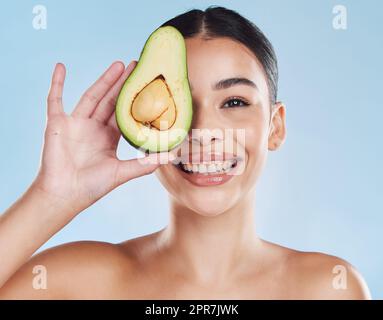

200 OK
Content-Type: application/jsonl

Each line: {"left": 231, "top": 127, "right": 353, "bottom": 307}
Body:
{"left": 116, "top": 26, "right": 193, "bottom": 153}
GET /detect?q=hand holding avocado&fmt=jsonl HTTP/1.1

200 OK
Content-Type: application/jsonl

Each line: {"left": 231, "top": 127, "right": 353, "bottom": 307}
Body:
{"left": 33, "top": 61, "right": 170, "bottom": 217}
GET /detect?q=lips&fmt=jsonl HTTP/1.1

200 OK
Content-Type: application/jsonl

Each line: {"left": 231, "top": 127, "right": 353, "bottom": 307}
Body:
{"left": 171, "top": 152, "right": 242, "bottom": 187}
{"left": 174, "top": 165, "right": 236, "bottom": 186}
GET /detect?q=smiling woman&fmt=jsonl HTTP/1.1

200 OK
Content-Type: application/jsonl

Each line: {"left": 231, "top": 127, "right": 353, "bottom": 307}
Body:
{"left": 0, "top": 6, "right": 371, "bottom": 300}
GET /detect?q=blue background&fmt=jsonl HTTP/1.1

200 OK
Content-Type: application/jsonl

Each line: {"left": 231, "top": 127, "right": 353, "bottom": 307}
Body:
{"left": 1, "top": 0, "right": 382, "bottom": 298}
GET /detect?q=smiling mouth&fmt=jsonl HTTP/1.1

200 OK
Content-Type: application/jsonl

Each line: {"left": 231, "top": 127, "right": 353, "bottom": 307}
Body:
{"left": 173, "top": 159, "right": 238, "bottom": 175}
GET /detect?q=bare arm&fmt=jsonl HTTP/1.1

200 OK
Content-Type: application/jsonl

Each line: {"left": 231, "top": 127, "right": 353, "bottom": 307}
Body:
{"left": 0, "top": 61, "right": 168, "bottom": 295}
{"left": 0, "top": 185, "right": 76, "bottom": 289}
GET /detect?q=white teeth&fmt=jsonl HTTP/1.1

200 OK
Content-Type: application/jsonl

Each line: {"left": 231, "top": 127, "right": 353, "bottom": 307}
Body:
{"left": 207, "top": 164, "right": 216, "bottom": 173}
{"left": 198, "top": 164, "right": 207, "bottom": 173}
{"left": 179, "top": 160, "right": 237, "bottom": 174}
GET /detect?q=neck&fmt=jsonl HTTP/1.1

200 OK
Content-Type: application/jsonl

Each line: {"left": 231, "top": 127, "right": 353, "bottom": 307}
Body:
{"left": 159, "top": 188, "right": 258, "bottom": 284}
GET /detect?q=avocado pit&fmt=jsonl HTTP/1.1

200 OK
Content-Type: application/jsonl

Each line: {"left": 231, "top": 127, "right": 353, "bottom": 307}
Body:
{"left": 131, "top": 76, "right": 177, "bottom": 130}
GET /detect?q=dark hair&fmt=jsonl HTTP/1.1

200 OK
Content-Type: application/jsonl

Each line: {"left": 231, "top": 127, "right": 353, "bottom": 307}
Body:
{"left": 161, "top": 6, "right": 278, "bottom": 105}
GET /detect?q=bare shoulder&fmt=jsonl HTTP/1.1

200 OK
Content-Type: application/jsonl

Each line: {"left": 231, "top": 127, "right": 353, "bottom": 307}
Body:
{"left": 284, "top": 247, "right": 371, "bottom": 299}
{"left": 0, "top": 240, "right": 136, "bottom": 299}
{"left": 257, "top": 240, "right": 370, "bottom": 299}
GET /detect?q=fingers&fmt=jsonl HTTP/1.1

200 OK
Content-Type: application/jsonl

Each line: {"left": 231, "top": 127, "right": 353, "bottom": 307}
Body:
{"left": 114, "top": 153, "right": 175, "bottom": 186}
{"left": 91, "top": 61, "right": 137, "bottom": 124}
{"left": 72, "top": 61, "right": 125, "bottom": 118}
{"left": 47, "top": 63, "right": 66, "bottom": 117}
{"left": 114, "top": 156, "right": 160, "bottom": 186}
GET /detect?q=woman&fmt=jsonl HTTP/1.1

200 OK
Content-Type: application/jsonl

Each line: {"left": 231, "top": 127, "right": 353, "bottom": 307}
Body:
{"left": 0, "top": 6, "right": 370, "bottom": 299}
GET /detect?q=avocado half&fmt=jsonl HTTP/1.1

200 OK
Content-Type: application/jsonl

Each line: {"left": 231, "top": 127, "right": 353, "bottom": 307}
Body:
{"left": 116, "top": 26, "right": 193, "bottom": 153}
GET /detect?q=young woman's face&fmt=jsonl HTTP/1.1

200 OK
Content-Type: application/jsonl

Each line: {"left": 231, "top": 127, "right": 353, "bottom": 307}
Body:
{"left": 156, "top": 36, "right": 278, "bottom": 216}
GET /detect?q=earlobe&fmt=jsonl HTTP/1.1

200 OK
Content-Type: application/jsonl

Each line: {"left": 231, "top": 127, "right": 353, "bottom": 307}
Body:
{"left": 268, "top": 102, "right": 286, "bottom": 151}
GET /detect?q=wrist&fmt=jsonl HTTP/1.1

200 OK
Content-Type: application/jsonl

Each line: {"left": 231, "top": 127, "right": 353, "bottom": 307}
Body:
{"left": 26, "top": 180, "right": 80, "bottom": 223}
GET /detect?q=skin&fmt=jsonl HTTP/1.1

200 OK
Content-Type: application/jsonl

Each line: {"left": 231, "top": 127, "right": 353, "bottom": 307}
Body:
{"left": 0, "top": 36, "right": 371, "bottom": 299}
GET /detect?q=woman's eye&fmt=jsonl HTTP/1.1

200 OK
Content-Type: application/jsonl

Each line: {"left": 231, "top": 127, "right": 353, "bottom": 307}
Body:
{"left": 222, "top": 98, "right": 250, "bottom": 108}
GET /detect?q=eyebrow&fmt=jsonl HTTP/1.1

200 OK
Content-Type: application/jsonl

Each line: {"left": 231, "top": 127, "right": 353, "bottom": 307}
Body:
{"left": 213, "top": 77, "right": 257, "bottom": 90}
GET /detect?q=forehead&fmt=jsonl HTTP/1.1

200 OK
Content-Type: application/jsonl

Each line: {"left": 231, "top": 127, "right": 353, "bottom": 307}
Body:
{"left": 185, "top": 36, "right": 268, "bottom": 93}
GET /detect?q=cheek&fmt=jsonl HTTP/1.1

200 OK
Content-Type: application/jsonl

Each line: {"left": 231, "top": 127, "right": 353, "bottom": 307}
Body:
{"left": 245, "top": 122, "right": 268, "bottom": 155}
{"left": 242, "top": 115, "right": 270, "bottom": 179}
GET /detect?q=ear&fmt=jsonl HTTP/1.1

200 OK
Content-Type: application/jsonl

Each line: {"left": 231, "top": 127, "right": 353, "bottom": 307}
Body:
{"left": 268, "top": 102, "right": 286, "bottom": 151}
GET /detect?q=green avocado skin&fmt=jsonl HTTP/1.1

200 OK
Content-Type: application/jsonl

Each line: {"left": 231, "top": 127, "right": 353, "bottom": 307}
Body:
{"left": 115, "top": 26, "right": 193, "bottom": 154}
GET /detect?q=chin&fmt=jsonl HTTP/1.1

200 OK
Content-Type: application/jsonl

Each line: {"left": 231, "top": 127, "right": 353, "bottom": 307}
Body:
{"left": 180, "top": 189, "right": 239, "bottom": 217}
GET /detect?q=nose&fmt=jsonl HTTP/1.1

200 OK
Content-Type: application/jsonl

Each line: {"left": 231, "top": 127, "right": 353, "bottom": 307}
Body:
{"left": 186, "top": 97, "right": 223, "bottom": 147}
{"left": 188, "top": 128, "right": 220, "bottom": 146}
{"left": 188, "top": 106, "right": 221, "bottom": 146}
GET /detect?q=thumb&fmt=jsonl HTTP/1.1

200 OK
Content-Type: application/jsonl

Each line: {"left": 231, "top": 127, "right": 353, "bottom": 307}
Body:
{"left": 114, "top": 152, "right": 175, "bottom": 186}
